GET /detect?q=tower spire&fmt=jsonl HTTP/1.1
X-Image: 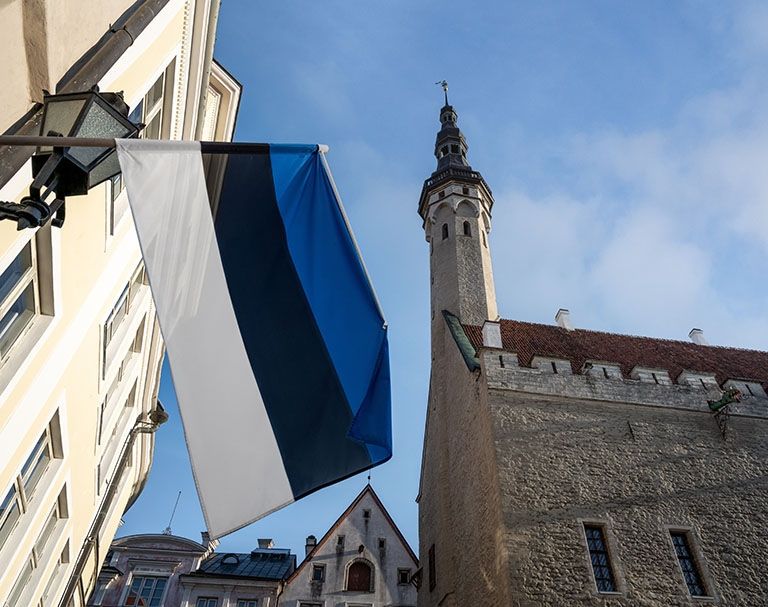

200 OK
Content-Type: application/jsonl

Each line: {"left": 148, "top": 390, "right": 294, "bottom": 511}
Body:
{"left": 436, "top": 80, "right": 449, "bottom": 106}
{"left": 417, "top": 93, "right": 498, "bottom": 329}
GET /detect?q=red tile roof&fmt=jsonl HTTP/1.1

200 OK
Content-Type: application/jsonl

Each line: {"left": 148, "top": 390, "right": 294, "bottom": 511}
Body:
{"left": 463, "top": 319, "right": 768, "bottom": 390}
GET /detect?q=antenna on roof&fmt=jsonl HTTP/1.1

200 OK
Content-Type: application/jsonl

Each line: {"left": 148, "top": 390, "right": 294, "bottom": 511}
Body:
{"left": 162, "top": 490, "right": 182, "bottom": 535}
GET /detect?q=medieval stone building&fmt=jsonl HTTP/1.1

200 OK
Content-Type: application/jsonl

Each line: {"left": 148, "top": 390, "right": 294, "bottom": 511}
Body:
{"left": 416, "top": 99, "right": 768, "bottom": 606}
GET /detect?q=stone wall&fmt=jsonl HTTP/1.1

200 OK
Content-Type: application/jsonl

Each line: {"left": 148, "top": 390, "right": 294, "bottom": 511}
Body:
{"left": 481, "top": 350, "right": 768, "bottom": 606}
{"left": 417, "top": 325, "right": 510, "bottom": 607}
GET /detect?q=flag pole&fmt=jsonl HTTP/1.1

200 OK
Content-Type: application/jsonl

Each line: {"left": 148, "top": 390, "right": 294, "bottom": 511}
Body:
{"left": 0, "top": 135, "right": 118, "bottom": 147}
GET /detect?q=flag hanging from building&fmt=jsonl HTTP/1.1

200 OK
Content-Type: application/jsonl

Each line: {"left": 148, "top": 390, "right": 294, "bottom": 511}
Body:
{"left": 115, "top": 140, "right": 391, "bottom": 539}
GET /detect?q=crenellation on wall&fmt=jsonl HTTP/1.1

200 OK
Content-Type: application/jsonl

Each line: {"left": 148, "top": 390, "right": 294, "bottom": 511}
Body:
{"left": 481, "top": 349, "right": 768, "bottom": 419}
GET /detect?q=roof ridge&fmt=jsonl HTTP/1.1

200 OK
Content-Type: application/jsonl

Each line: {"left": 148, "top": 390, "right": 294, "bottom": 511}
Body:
{"left": 465, "top": 318, "right": 768, "bottom": 355}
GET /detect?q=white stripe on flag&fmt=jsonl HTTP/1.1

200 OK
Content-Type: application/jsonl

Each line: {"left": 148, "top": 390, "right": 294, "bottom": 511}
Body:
{"left": 116, "top": 139, "right": 294, "bottom": 538}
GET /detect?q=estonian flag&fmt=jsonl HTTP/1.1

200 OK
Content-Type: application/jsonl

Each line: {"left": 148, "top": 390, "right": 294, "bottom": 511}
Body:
{"left": 115, "top": 140, "right": 391, "bottom": 538}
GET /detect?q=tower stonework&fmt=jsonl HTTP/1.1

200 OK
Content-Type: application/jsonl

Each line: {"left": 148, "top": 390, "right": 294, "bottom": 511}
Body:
{"left": 417, "top": 99, "right": 768, "bottom": 607}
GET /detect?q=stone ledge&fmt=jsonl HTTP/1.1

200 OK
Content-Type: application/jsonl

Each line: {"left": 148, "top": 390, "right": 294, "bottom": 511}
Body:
{"left": 480, "top": 350, "right": 768, "bottom": 419}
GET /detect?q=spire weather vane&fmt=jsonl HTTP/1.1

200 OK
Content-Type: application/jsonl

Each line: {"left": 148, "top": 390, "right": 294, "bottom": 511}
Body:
{"left": 435, "top": 80, "right": 449, "bottom": 105}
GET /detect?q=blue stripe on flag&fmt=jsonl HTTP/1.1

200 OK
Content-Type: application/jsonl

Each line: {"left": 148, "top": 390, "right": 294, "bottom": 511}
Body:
{"left": 269, "top": 145, "right": 392, "bottom": 461}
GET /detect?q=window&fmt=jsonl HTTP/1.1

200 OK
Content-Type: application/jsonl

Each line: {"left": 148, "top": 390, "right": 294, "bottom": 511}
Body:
{"left": 450, "top": 144, "right": 459, "bottom": 153}
{"left": 195, "top": 598, "right": 218, "bottom": 607}
{"left": 584, "top": 525, "right": 616, "bottom": 593}
{"left": 462, "top": 221, "right": 471, "bottom": 236}
{"left": 398, "top": 568, "right": 411, "bottom": 585}
{"left": 378, "top": 537, "right": 386, "bottom": 551}
{"left": 462, "top": 186, "right": 469, "bottom": 195}
{"left": 1, "top": 416, "right": 62, "bottom": 553}
{"left": 299, "top": 604, "right": 321, "bottom": 607}
{"left": 428, "top": 544, "right": 436, "bottom": 591}
{"left": 42, "top": 541, "right": 70, "bottom": 606}
{"left": 0, "top": 241, "right": 38, "bottom": 360}
{"left": 363, "top": 508, "right": 371, "bottom": 520}
{"left": 124, "top": 575, "right": 168, "bottom": 606}
{"left": 312, "top": 564, "right": 325, "bottom": 582}
{"left": 236, "top": 601, "right": 257, "bottom": 607}
{"left": 441, "top": 223, "right": 448, "bottom": 240}
{"left": 4, "top": 489, "right": 67, "bottom": 606}
{"left": 102, "top": 263, "right": 148, "bottom": 377}
{"left": 6, "top": 553, "right": 35, "bottom": 607}
{"left": 109, "top": 61, "right": 175, "bottom": 231}
{"left": 336, "top": 535, "right": 345, "bottom": 552}
{"left": 347, "top": 560, "right": 373, "bottom": 592}
{"left": 670, "top": 532, "right": 708, "bottom": 597}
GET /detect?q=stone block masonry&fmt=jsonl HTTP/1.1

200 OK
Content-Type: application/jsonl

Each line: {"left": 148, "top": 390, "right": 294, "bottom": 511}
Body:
{"left": 481, "top": 349, "right": 768, "bottom": 606}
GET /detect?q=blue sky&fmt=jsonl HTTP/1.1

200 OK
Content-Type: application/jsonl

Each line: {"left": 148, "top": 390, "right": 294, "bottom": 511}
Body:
{"left": 120, "top": 1, "right": 768, "bottom": 557}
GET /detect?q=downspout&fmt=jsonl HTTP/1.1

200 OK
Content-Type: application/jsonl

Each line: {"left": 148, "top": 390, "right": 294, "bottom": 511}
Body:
{"left": 57, "top": 408, "right": 169, "bottom": 607}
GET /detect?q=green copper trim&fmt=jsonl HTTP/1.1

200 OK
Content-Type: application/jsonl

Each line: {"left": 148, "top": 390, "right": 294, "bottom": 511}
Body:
{"left": 443, "top": 310, "right": 480, "bottom": 371}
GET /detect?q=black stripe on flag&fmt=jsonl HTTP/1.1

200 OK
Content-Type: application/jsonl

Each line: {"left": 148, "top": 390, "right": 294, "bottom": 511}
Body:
{"left": 202, "top": 147, "right": 372, "bottom": 498}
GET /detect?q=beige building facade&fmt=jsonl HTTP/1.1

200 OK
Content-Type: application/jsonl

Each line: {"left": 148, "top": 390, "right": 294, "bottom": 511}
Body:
{"left": 0, "top": 2, "right": 239, "bottom": 606}
{"left": 416, "top": 101, "right": 768, "bottom": 606}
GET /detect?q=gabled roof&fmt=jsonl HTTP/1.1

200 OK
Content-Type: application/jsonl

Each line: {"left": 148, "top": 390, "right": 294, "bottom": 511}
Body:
{"left": 463, "top": 319, "right": 768, "bottom": 390}
{"left": 189, "top": 549, "right": 295, "bottom": 581}
{"left": 285, "top": 485, "right": 418, "bottom": 584}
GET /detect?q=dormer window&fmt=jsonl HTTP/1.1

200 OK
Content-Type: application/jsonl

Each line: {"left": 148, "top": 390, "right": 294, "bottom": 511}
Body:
{"left": 630, "top": 367, "right": 672, "bottom": 386}
{"left": 532, "top": 357, "right": 572, "bottom": 375}
{"left": 678, "top": 371, "right": 719, "bottom": 391}
{"left": 583, "top": 362, "right": 622, "bottom": 380}
{"left": 724, "top": 379, "right": 767, "bottom": 399}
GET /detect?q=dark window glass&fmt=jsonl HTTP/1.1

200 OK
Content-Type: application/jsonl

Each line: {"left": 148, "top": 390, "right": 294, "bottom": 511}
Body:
{"left": 398, "top": 568, "right": 411, "bottom": 584}
{"left": 584, "top": 525, "right": 616, "bottom": 592}
{"left": 451, "top": 144, "right": 459, "bottom": 153}
{"left": 312, "top": 564, "right": 325, "bottom": 582}
{"left": 441, "top": 224, "right": 448, "bottom": 240}
{"left": 463, "top": 221, "right": 471, "bottom": 236}
{"left": 671, "top": 532, "right": 707, "bottom": 596}
{"left": 347, "top": 561, "right": 372, "bottom": 592}
{"left": 428, "top": 544, "right": 436, "bottom": 591}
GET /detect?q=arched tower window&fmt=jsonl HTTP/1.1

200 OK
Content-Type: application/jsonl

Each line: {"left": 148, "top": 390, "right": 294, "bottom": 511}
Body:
{"left": 441, "top": 223, "right": 448, "bottom": 240}
{"left": 463, "top": 221, "right": 471, "bottom": 236}
{"left": 346, "top": 560, "right": 373, "bottom": 592}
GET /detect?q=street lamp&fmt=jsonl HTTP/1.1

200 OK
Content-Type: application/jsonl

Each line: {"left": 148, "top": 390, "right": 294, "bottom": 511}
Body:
{"left": 0, "top": 88, "right": 140, "bottom": 229}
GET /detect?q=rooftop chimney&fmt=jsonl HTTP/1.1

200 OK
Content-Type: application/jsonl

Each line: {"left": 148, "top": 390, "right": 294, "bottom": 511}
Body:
{"left": 482, "top": 320, "right": 502, "bottom": 348}
{"left": 689, "top": 328, "right": 708, "bottom": 346}
{"left": 305, "top": 535, "right": 317, "bottom": 557}
{"left": 257, "top": 538, "right": 274, "bottom": 549}
{"left": 555, "top": 308, "right": 574, "bottom": 331}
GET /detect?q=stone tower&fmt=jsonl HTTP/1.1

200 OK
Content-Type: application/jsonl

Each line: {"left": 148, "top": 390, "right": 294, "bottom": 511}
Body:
{"left": 417, "top": 98, "right": 498, "bottom": 340}
{"left": 416, "top": 94, "right": 768, "bottom": 607}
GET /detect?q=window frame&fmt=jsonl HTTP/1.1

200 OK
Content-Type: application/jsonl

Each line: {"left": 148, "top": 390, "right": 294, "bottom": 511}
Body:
{"left": 397, "top": 568, "right": 411, "bottom": 585}
{"left": 345, "top": 558, "right": 374, "bottom": 593}
{"left": 667, "top": 528, "right": 713, "bottom": 599}
{"left": 311, "top": 563, "right": 326, "bottom": 582}
{"left": 579, "top": 521, "right": 623, "bottom": 596}
{"left": 195, "top": 597, "right": 219, "bottom": 607}
{"left": 236, "top": 600, "right": 258, "bottom": 607}
{"left": 123, "top": 573, "right": 169, "bottom": 607}
{"left": 0, "top": 239, "right": 39, "bottom": 360}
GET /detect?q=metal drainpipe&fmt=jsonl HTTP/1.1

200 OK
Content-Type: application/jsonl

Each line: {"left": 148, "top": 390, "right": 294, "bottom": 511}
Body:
{"left": 57, "top": 408, "right": 168, "bottom": 607}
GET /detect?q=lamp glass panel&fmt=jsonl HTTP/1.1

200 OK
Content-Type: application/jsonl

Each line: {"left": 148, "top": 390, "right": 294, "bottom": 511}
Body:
{"left": 39, "top": 98, "right": 87, "bottom": 152}
{"left": 70, "top": 102, "right": 132, "bottom": 167}
{"left": 87, "top": 151, "right": 122, "bottom": 189}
